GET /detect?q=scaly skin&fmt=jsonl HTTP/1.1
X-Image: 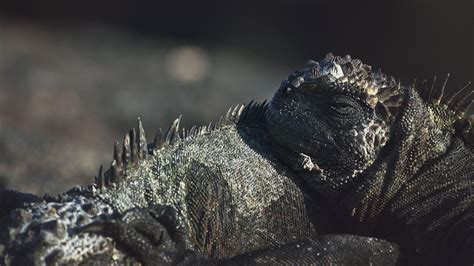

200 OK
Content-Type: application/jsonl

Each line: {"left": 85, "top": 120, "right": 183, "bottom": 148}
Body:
{"left": 0, "top": 103, "right": 319, "bottom": 264}
{"left": 0, "top": 101, "right": 399, "bottom": 265}
{"left": 266, "top": 53, "right": 473, "bottom": 264}
{"left": 4, "top": 53, "right": 456, "bottom": 264}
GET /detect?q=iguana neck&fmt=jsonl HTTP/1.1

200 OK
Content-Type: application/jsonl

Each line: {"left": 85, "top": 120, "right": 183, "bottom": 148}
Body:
{"left": 338, "top": 86, "right": 459, "bottom": 222}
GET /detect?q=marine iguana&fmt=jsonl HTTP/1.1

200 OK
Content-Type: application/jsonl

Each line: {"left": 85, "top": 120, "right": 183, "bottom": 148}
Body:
{"left": 264, "top": 53, "right": 473, "bottom": 264}
{"left": 0, "top": 95, "right": 398, "bottom": 263}
{"left": 98, "top": 54, "right": 472, "bottom": 265}
{"left": 3, "top": 53, "right": 469, "bottom": 265}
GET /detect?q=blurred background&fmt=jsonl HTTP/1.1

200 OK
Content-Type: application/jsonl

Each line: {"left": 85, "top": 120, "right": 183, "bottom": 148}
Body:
{"left": 0, "top": 0, "right": 472, "bottom": 195}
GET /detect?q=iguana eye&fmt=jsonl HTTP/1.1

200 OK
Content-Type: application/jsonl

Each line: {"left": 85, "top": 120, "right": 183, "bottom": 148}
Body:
{"left": 329, "top": 102, "right": 355, "bottom": 115}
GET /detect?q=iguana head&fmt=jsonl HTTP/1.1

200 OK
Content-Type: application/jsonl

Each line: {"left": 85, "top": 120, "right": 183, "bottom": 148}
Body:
{"left": 266, "top": 54, "right": 400, "bottom": 197}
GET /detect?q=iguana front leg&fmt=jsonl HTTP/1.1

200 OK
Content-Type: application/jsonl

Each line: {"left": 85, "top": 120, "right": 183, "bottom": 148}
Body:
{"left": 80, "top": 204, "right": 203, "bottom": 265}
{"left": 85, "top": 204, "right": 399, "bottom": 265}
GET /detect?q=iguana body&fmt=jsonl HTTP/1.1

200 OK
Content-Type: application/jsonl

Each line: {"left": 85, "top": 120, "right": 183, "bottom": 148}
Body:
{"left": 88, "top": 104, "right": 324, "bottom": 259}
{"left": 0, "top": 103, "right": 316, "bottom": 264}
{"left": 0, "top": 101, "right": 398, "bottom": 265}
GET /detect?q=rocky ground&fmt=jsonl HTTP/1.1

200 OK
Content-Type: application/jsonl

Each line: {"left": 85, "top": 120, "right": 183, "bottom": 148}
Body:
{"left": 0, "top": 21, "right": 291, "bottom": 195}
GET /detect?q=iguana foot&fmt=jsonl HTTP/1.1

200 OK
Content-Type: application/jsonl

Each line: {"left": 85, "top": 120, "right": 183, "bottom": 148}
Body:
{"left": 81, "top": 205, "right": 201, "bottom": 265}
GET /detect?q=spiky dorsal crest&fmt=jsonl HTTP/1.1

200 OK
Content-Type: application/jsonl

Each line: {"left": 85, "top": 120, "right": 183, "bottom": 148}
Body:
{"left": 151, "top": 101, "right": 266, "bottom": 151}
{"left": 95, "top": 118, "right": 148, "bottom": 188}
{"left": 95, "top": 101, "right": 268, "bottom": 189}
{"left": 416, "top": 75, "right": 473, "bottom": 145}
{"left": 150, "top": 100, "right": 266, "bottom": 152}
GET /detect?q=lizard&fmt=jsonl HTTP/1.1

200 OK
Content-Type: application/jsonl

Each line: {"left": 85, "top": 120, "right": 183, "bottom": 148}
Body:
{"left": 0, "top": 104, "right": 396, "bottom": 264}
{"left": 0, "top": 85, "right": 400, "bottom": 265}
{"left": 263, "top": 53, "right": 473, "bottom": 264}
{"left": 110, "top": 53, "right": 472, "bottom": 265}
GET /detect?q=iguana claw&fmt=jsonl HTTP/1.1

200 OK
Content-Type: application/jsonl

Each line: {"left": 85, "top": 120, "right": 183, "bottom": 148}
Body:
{"left": 80, "top": 205, "right": 199, "bottom": 265}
